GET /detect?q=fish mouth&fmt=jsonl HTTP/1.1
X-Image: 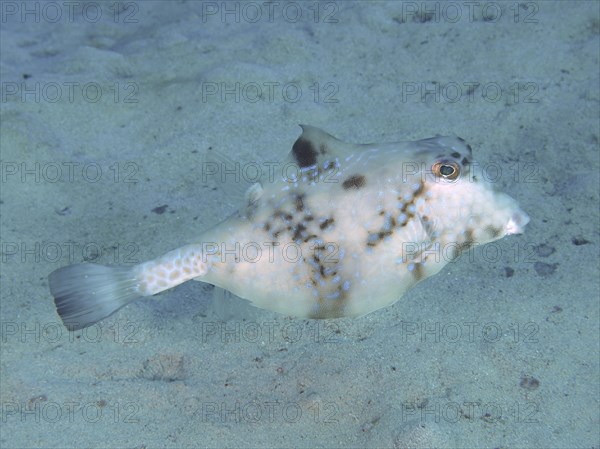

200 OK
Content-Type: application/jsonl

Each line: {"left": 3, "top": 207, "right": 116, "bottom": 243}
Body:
{"left": 505, "top": 209, "right": 530, "bottom": 235}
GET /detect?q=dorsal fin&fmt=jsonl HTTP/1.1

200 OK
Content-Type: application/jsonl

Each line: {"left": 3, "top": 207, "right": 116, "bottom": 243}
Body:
{"left": 286, "top": 125, "right": 364, "bottom": 169}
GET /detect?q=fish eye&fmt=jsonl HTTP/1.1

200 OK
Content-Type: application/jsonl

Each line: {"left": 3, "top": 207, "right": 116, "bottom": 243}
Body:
{"left": 432, "top": 160, "right": 460, "bottom": 180}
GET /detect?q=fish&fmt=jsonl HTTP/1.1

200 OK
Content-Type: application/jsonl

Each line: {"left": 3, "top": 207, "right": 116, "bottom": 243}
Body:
{"left": 48, "top": 125, "right": 529, "bottom": 330}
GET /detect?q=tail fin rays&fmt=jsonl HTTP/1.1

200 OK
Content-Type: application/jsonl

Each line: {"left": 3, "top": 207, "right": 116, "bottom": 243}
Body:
{"left": 48, "top": 264, "right": 141, "bottom": 331}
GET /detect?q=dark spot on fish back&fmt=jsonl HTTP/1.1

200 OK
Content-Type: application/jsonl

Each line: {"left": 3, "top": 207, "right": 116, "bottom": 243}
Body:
{"left": 319, "top": 217, "right": 335, "bottom": 230}
{"left": 378, "top": 230, "right": 392, "bottom": 239}
{"left": 342, "top": 174, "right": 366, "bottom": 190}
{"left": 294, "top": 193, "right": 305, "bottom": 212}
{"left": 291, "top": 223, "right": 307, "bottom": 241}
{"left": 292, "top": 137, "right": 317, "bottom": 168}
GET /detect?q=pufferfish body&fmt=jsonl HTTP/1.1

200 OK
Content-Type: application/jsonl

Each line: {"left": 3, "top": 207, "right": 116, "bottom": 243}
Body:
{"left": 49, "top": 125, "right": 529, "bottom": 330}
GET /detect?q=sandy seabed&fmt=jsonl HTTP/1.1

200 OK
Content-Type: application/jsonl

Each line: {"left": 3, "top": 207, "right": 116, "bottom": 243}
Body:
{"left": 1, "top": 1, "right": 599, "bottom": 448}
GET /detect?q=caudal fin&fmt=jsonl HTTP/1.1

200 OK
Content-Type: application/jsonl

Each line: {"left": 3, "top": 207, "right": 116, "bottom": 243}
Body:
{"left": 48, "top": 264, "right": 141, "bottom": 330}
